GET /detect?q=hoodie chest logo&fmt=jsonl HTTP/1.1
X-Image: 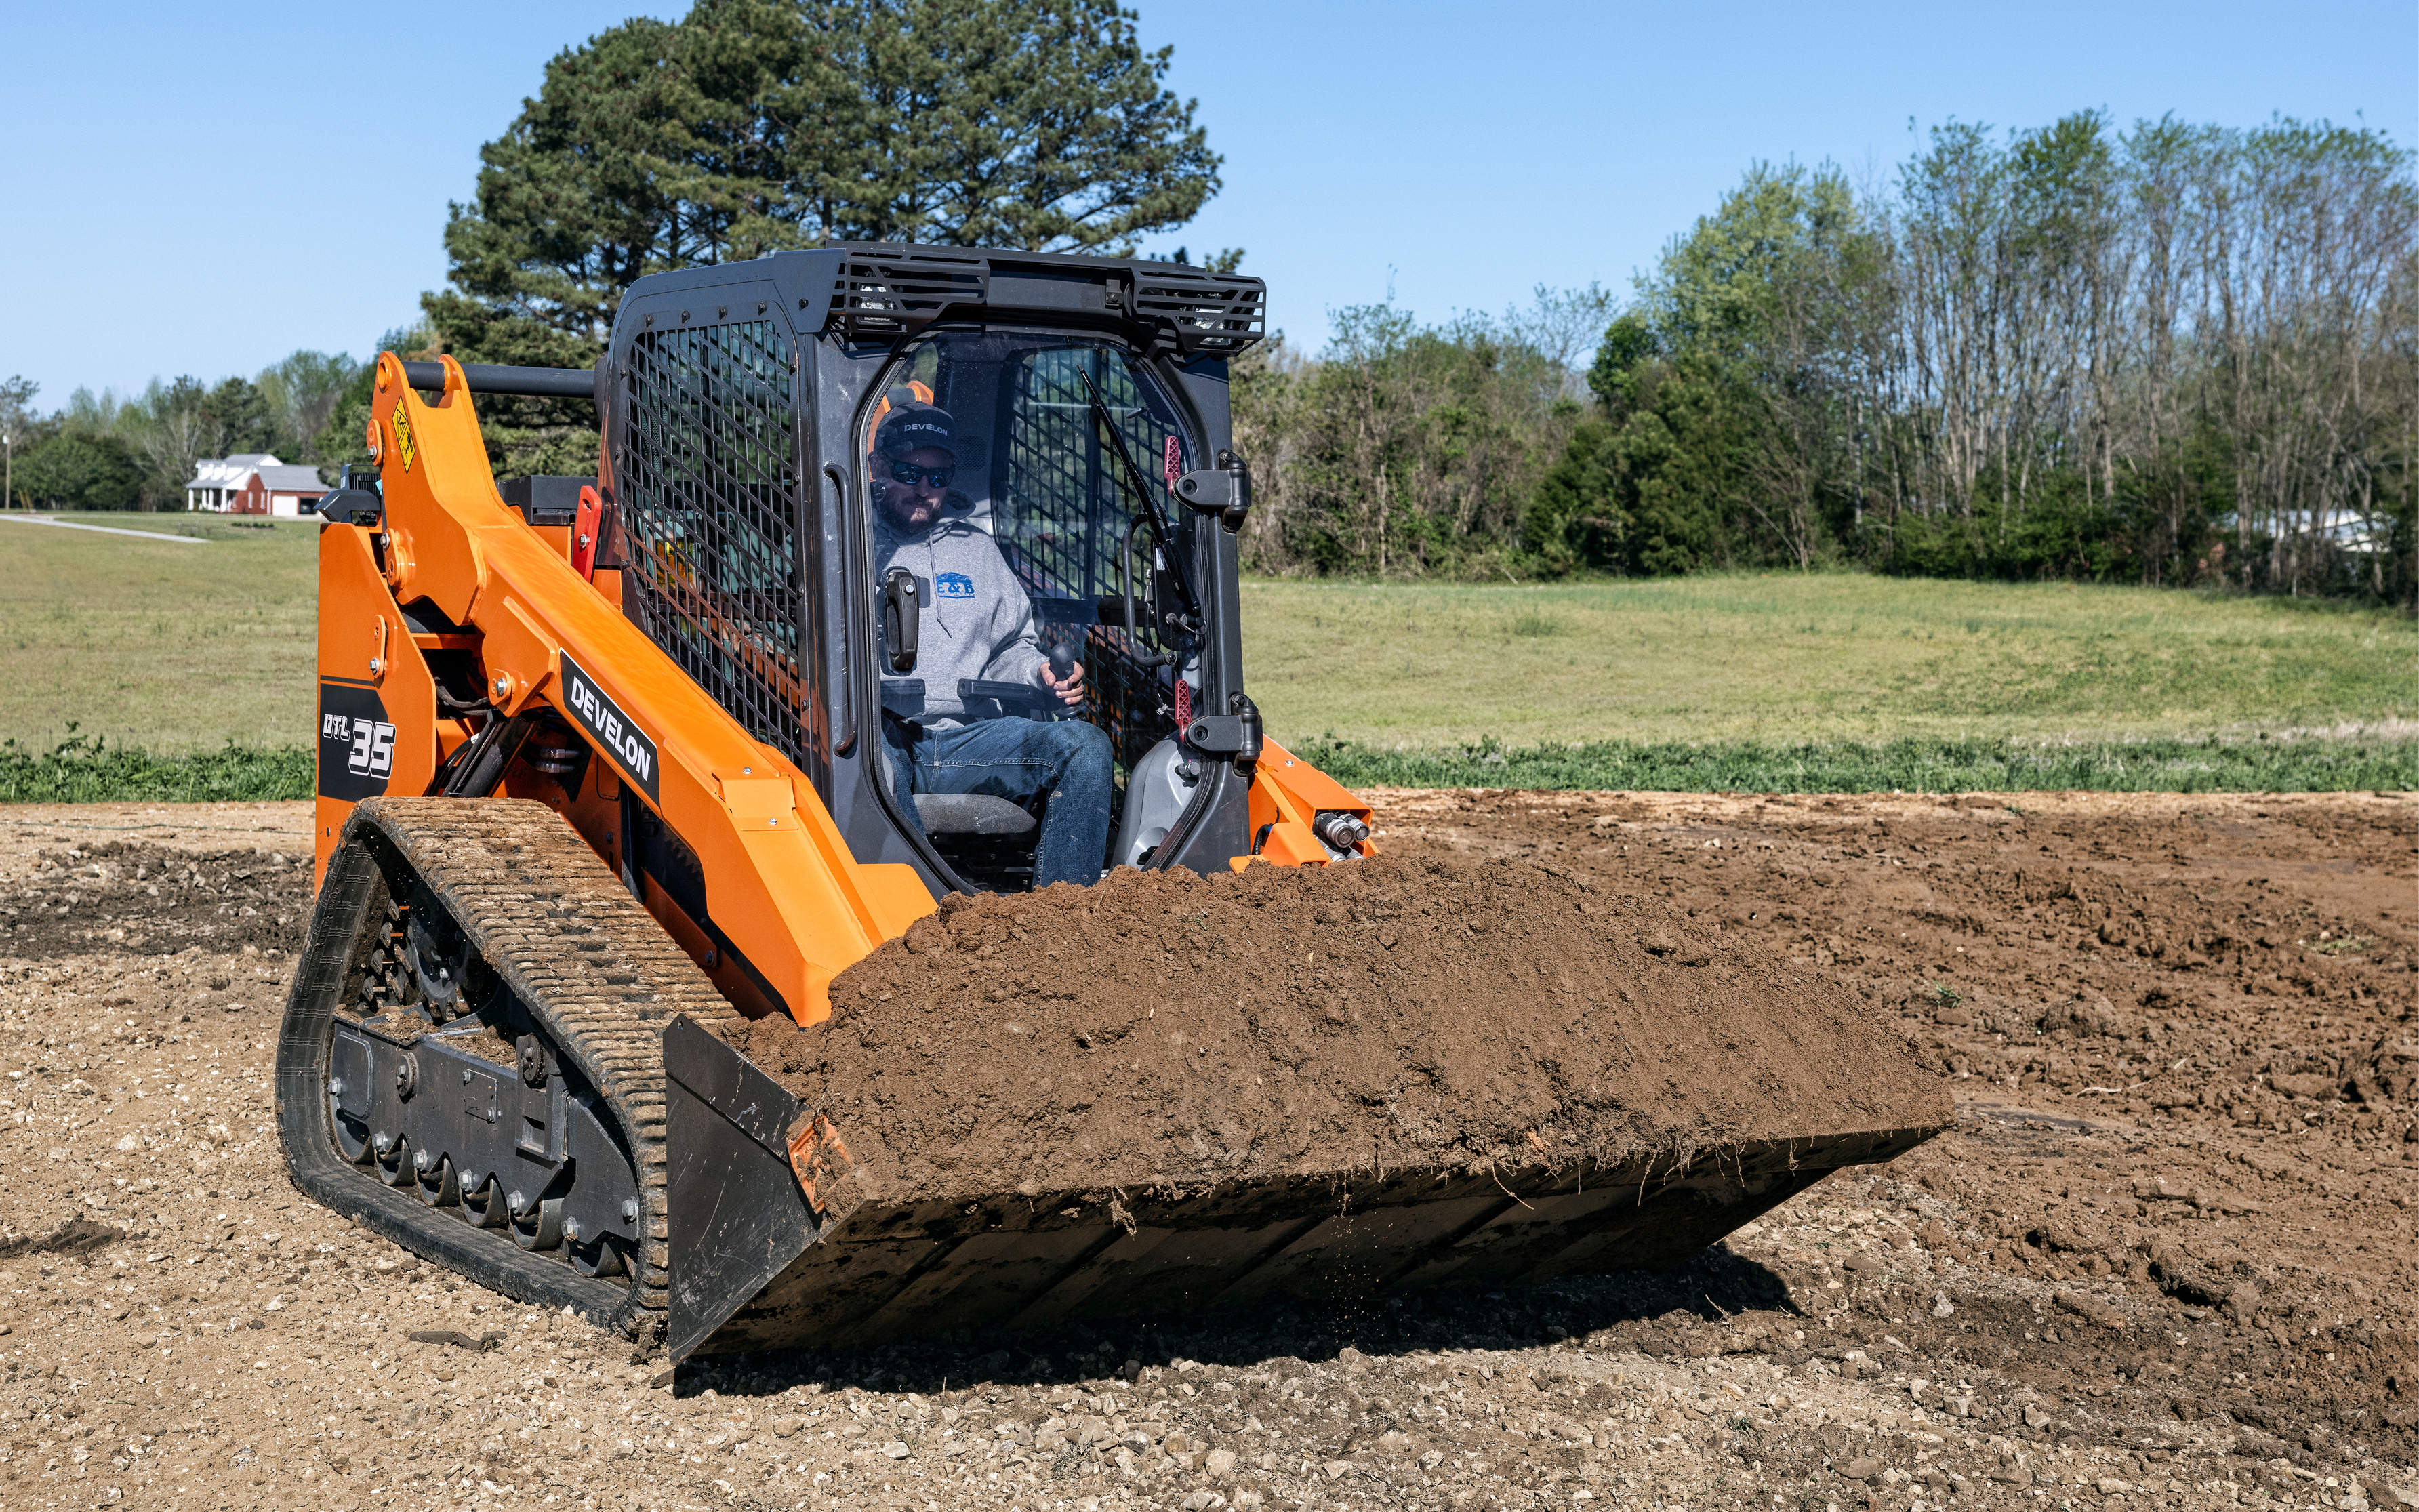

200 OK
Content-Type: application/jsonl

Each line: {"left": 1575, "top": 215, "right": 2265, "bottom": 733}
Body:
{"left": 935, "top": 572, "right": 975, "bottom": 600}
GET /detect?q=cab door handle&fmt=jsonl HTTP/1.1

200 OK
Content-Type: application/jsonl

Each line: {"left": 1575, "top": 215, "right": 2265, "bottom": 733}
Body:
{"left": 881, "top": 567, "right": 920, "bottom": 672}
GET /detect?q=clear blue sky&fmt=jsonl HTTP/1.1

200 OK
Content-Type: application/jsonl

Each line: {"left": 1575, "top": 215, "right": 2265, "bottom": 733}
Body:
{"left": 2, "top": 0, "right": 2410, "bottom": 403}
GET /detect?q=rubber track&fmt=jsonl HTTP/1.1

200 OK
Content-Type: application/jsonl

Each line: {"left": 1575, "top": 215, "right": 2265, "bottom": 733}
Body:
{"left": 277, "top": 798, "right": 737, "bottom": 1345}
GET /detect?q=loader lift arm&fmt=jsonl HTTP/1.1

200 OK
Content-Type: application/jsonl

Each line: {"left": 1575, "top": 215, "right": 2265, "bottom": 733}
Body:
{"left": 323, "top": 351, "right": 934, "bottom": 1026}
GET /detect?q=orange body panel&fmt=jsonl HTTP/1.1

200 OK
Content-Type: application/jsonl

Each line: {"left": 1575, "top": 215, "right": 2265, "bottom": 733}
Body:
{"left": 1243, "top": 737, "right": 1376, "bottom": 869}
{"left": 316, "top": 354, "right": 1370, "bottom": 1024}
{"left": 313, "top": 526, "right": 442, "bottom": 888}
{"left": 319, "top": 354, "right": 932, "bottom": 1026}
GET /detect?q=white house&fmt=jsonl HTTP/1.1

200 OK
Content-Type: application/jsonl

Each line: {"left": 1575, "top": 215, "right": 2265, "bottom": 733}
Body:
{"left": 184, "top": 454, "right": 327, "bottom": 516}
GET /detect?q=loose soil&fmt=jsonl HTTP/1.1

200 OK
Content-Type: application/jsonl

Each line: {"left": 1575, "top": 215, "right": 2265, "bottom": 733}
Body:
{"left": 726, "top": 853, "right": 1951, "bottom": 1210}
{"left": 0, "top": 800, "right": 314, "bottom": 960}
{"left": 0, "top": 790, "right": 2410, "bottom": 1512}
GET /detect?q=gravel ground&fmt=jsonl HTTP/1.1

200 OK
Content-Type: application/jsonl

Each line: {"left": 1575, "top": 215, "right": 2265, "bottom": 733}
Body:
{"left": 0, "top": 792, "right": 2411, "bottom": 1512}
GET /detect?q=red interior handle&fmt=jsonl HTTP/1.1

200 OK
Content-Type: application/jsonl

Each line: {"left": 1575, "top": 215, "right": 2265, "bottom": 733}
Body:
{"left": 572, "top": 485, "right": 602, "bottom": 580}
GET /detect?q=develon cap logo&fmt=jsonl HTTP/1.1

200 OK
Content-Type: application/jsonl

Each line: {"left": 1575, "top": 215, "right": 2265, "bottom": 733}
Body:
{"left": 561, "top": 654, "right": 659, "bottom": 803}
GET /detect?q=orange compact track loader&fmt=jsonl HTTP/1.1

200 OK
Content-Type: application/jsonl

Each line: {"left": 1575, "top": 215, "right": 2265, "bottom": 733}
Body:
{"left": 279, "top": 246, "right": 1932, "bottom": 1362}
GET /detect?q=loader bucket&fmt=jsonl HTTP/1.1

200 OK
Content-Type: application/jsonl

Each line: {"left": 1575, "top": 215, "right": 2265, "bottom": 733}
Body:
{"left": 663, "top": 1015, "right": 1936, "bottom": 1361}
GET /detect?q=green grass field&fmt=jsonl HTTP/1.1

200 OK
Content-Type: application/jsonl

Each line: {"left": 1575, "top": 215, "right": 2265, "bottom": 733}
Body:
{"left": 0, "top": 512, "right": 318, "bottom": 754}
{"left": 0, "top": 516, "right": 2409, "bottom": 796}
{"left": 1240, "top": 574, "right": 2414, "bottom": 748}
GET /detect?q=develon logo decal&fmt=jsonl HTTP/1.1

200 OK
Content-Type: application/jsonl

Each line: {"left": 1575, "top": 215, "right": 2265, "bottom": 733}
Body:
{"left": 561, "top": 654, "right": 660, "bottom": 803}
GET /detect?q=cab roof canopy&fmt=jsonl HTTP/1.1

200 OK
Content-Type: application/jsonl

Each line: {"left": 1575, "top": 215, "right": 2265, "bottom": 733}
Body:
{"left": 613, "top": 244, "right": 1267, "bottom": 360}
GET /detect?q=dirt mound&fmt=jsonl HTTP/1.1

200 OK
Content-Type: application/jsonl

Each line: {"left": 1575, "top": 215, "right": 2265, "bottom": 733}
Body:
{"left": 0, "top": 842, "right": 309, "bottom": 958}
{"left": 727, "top": 851, "right": 1951, "bottom": 1207}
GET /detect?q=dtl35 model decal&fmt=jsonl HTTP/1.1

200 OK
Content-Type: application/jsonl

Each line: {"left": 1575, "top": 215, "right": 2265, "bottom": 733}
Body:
{"left": 318, "top": 682, "right": 397, "bottom": 802}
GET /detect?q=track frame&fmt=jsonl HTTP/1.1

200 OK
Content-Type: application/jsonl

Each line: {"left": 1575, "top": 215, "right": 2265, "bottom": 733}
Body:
{"left": 277, "top": 796, "right": 736, "bottom": 1342}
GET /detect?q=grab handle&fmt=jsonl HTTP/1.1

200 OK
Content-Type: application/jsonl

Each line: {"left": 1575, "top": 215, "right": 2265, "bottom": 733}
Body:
{"left": 881, "top": 567, "right": 920, "bottom": 673}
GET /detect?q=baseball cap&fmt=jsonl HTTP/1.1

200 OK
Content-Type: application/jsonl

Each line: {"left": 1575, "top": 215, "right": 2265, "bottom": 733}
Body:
{"left": 874, "top": 401, "right": 958, "bottom": 461}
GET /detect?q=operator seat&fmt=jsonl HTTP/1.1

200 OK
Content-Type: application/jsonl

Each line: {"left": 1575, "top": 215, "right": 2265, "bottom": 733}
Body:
{"left": 910, "top": 792, "right": 1041, "bottom": 892}
{"left": 911, "top": 794, "right": 1036, "bottom": 836}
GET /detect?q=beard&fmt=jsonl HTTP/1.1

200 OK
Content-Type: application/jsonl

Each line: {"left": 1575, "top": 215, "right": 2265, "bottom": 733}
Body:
{"left": 877, "top": 485, "right": 943, "bottom": 532}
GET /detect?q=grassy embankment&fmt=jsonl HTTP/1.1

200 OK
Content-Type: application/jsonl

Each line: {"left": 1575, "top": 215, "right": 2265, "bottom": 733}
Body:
{"left": 0, "top": 516, "right": 2409, "bottom": 798}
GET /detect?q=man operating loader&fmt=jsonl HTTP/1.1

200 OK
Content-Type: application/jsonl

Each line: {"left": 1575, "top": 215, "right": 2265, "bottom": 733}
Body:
{"left": 870, "top": 401, "right": 1114, "bottom": 886}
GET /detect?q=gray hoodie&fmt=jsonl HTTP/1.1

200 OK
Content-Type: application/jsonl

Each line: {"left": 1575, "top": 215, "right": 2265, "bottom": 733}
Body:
{"left": 874, "top": 508, "right": 1047, "bottom": 728}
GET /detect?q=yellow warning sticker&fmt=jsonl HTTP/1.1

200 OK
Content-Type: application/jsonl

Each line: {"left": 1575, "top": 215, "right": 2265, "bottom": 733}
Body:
{"left": 392, "top": 409, "right": 417, "bottom": 474}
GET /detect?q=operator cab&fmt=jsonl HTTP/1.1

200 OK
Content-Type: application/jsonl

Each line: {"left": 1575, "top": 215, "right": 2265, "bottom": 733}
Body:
{"left": 602, "top": 245, "right": 1266, "bottom": 899}
{"left": 857, "top": 332, "right": 1206, "bottom": 889}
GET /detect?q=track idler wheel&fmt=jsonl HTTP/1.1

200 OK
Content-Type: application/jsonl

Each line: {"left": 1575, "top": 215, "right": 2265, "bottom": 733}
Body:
{"left": 413, "top": 1152, "right": 460, "bottom": 1207}
{"left": 567, "top": 1233, "right": 628, "bottom": 1279}
{"left": 373, "top": 1133, "right": 415, "bottom": 1187}
{"left": 511, "top": 1194, "right": 566, "bottom": 1250}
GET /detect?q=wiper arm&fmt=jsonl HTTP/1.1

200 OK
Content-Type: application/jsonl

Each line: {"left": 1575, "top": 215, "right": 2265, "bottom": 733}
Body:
{"left": 1078, "top": 368, "right": 1200, "bottom": 624}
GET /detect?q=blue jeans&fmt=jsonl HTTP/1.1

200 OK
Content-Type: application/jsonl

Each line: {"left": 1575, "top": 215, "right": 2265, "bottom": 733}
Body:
{"left": 883, "top": 715, "right": 1114, "bottom": 888}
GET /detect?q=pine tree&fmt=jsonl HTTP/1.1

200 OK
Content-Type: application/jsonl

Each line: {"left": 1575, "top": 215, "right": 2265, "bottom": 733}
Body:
{"left": 423, "top": 0, "right": 1219, "bottom": 474}
{"left": 426, "top": 0, "right": 1223, "bottom": 412}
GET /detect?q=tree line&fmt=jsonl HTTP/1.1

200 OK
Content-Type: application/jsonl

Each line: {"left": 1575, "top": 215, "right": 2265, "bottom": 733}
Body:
{"left": 1227, "top": 289, "right": 1611, "bottom": 578}
{"left": 7, "top": 0, "right": 1221, "bottom": 497}
{"left": 1245, "top": 112, "right": 2416, "bottom": 602}
{"left": 0, "top": 352, "right": 371, "bottom": 511}
{"left": 10, "top": 0, "right": 2410, "bottom": 609}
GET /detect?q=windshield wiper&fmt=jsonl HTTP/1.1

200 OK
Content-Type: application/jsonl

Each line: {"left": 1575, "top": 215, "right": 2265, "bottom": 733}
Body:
{"left": 1078, "top": 368, "right": 1200, "bottom": 626}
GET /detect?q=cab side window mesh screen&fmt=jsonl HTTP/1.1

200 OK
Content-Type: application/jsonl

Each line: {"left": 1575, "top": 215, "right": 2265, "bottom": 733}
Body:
{"left": 998, "top": 346, "right": 1179, "bottom": 776}
{"left": 616, "top": 319, "right": 820, "bottom": 785}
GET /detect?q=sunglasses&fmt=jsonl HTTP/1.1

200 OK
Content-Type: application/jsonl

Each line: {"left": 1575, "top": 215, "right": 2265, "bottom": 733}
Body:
{"left": 887, "top": 461, "right": 956, "bottom": 488}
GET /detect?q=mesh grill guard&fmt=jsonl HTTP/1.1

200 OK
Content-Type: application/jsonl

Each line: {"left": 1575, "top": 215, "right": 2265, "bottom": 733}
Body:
{"left": 830, "top": 249, "right": 988, "bottom": 340}
{"left": 615, "top": 320, "right": 813, "bottom": 779}
{"left": 1128, "top": 269, "right": 1265, "bottom": 353}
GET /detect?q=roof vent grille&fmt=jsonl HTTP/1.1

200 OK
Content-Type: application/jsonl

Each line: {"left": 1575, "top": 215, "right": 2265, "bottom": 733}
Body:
{"left": 831, "top": 249, "right": 990, "bottom": 340}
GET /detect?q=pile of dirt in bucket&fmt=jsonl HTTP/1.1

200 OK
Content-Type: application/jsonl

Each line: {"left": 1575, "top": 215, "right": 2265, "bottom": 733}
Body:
{"left": 723, "top": 852, "right": 1953, "bottom": 1206}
